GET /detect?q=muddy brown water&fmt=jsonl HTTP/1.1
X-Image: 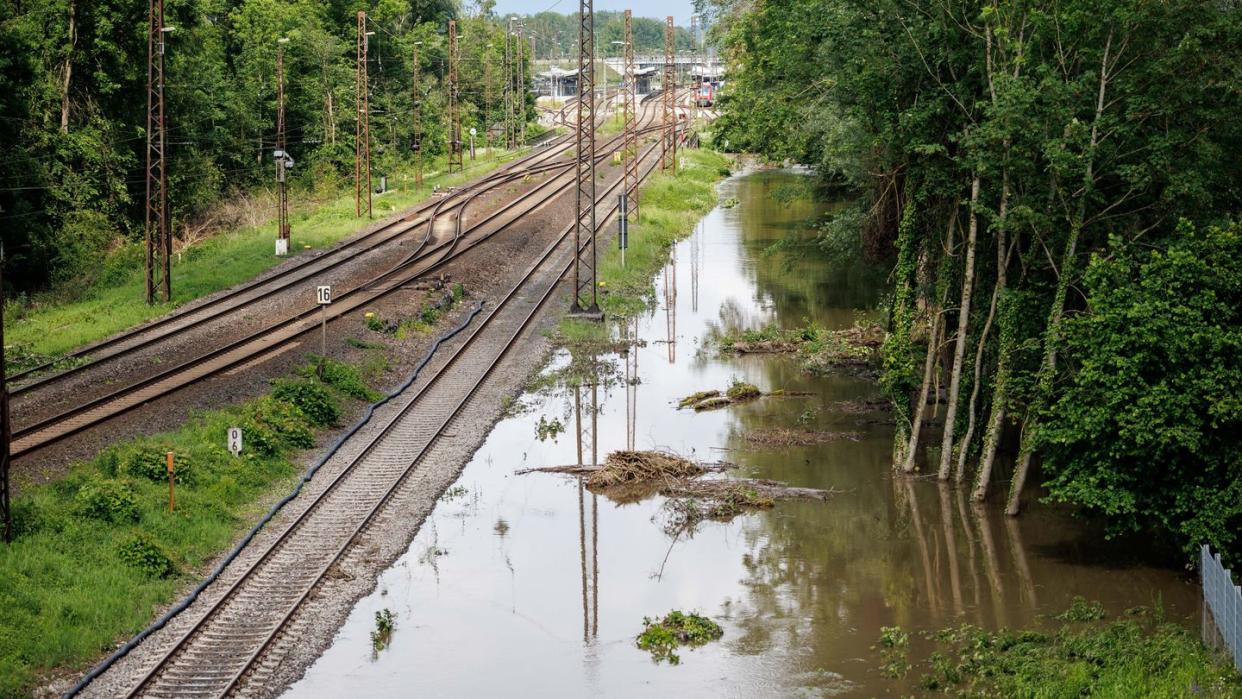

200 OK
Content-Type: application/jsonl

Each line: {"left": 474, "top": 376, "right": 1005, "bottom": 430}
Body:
{"left": 283, "top": 169, "right": 1198, "bottom": 697}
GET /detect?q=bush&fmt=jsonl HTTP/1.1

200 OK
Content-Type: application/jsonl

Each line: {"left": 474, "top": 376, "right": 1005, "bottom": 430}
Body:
{"left": 120, "top": 444, "right": 194, "bottom": 485}
{"left": 272, "top": 379, "right": 340, "bottom": 427}
{"left": 116, "top": 534, "right": 176, "bottom": 579}
{"left": 304, "top": 356, "right": 380, "bottom": 401}
{"left": 74, "top": 479, "right": 140, "bottom": 524}
{"left": 243, "top": 397, "right": 315, "bottom": 456}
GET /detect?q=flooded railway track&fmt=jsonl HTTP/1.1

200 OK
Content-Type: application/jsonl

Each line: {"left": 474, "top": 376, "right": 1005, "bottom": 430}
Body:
{"left": 72, "top": 132, "right": 675, "bottom": 699}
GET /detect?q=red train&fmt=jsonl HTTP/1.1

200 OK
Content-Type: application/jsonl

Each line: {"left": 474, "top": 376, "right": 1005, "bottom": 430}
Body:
{"left": 695, "top": 81, "right": 714, "bottom": 108}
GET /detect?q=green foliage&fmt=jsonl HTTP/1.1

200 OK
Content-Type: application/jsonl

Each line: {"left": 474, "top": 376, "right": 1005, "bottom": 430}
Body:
{"left": 304, "top": 356, "right": 381, "bottom": 402}
{"left": 371, "top": 608, "right": 396, "bottom": 653}
{"left": 636, "top": 611, "right": 724, "bottom": 665}
{"left": 271, "top": 379, "right": 340, "bottom": 427}
{"left": 73, "top": 479, "right": 140, "bottom": 524}
{"left": 116, "top": 444, "right": 194, "bottom": 486}
{"left": 1039, "top": 222, "right": 1242, "bottom": 563}
{"left": 243, "top": 396, "right": 316, "bottom": 455}
{"left": 116, "top": 534, "right": 176, "bottom": 579}
{"left": 880, "top": 603, "right": 1242, "bottom": 696}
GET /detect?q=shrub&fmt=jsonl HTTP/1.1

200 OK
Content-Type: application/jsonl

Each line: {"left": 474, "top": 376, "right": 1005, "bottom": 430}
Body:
{"left": 74, "top": 479, "right": 140, "bottom": 524}
{"left": 243, "top": 397, "right": 315, "bottom": 455}
{"left": 305, "top": 356, "right": 381, "bottom": 401}
{"left": 121, "top": 444, "right": 194, "bottom": 485}
{"left": 116, "top": 534, "right": 176, "bottom": 579}
{"left": 271, "top": 379, "right": 340, "bottom": 427}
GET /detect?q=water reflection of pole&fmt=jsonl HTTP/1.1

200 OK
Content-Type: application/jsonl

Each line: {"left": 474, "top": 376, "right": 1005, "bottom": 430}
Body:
{"left": 938, "top": 483, "right": 965, "bottom": 615}
{"left": 575, "top": 381, "right": 600, "bottom": 641}
{"left": 625, "top": 318, "right": 638, "bottom": 451}
{"left": 664, "top": 247, "right": 677, "bottom": 363}
{"left": 690, "top": 225, "right": 700, "bottom": 313}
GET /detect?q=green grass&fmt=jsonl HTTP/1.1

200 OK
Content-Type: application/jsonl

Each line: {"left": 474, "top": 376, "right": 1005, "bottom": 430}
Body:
{"left": 881, "top": 598, "right": 1242, "bottom": 697}
{"left": 555, "top": 148, "right": 730, "bottom": 339}
{"left": 636, "top": 610, "right": 725, "bottom": 665}
{"left": 3, "top": 151, "right": 527, "bottom": 368}
{"left": 0, "top": 356, "right": 381, "bottom": 697}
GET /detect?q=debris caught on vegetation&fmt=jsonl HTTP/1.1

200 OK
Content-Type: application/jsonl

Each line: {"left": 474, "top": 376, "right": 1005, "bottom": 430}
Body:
{"left": 636, "top": 611, "right": 724, "bottom": 665}
{"left": 741, "top": 427, "right": 861, "bottom": 446}
{"left": 677, "top": 379, "right": 774, "bottom": 411}
{"left": 519, "top": 450, "right": 840, "bottom": 533}
{"left": 711, "top": 322, "right": 885, "bottom": 375}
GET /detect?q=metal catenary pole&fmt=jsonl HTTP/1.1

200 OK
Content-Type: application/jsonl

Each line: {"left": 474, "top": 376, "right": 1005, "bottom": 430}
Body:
{"left": 275, "top": 39, "right": 290, "bottom": 254}
{"left": 516, "top": 24, "right": 525, "bottom": 144}
{"left": 689, "top": 14, "right": 698, "bottom": 127}
{"left": 447, "top": 20, "right": 463, "bottom": 173}
{"left": 571, "top": 0, "right": 599, "bottom": 315}
{"left": 412, "top": 42, "right": 423, "bottom": 187}
{"left": 145, "top": 0, "right": 171, "bottom": 304}
{"left": 355, "top": 11, "right": 372, "bottom": 218}
{"left": 623, "top": 9, "right": 639, "bottom": 222}
{"left": 661, "top": 16, "right": 676, "bottom": 174}
{"left": 504, "top": 19, "right": 514, "bottom": 149}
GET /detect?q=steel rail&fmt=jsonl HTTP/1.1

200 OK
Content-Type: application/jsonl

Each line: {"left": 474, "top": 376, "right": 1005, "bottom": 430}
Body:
{"left": 118, "top": 132, "right": 670, "bottom": 699}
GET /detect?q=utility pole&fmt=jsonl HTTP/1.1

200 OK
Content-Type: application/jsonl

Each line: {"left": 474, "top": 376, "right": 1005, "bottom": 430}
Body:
{"left": 274, "top": 38, "right": 291, "bottom": 255}
{"left": 355, "top": 11, "right": 372, "bottom": 218}
{"left": 144, "top": 0, "right": 171, "bottom": 304}
{"left": 447, "top": 20, "right": 463, "bottom": 173}
{"left": 689, "top": 15, "right": 698, "bottom": 127}
{"left": 1, "top": 258, "right": 10, "bottom": 544}
{"left": 515, "top": 24, "right": 525, "bottom": 144}
{"left": 412, "top": 42, "right": 423, "bottom": 187}
{"left": 661, "top": 16, "right": 676, "bottom": 174}
{"left": 483, "top": 41, "right": 493, "bottom": 152}
{"left": 623, "top": 9, "right": 638, "bottom": 222}
{"left": 571, "top": 0, "right": 600, "bottom": 317}
{"left": 504, "top": 19, "right": 514, "bottom": 149}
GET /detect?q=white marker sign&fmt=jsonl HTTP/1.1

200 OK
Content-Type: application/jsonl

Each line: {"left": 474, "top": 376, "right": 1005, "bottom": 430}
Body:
{"left": 316, "top": 285, "right": 332, "bottom": 305}
{"left": 227, "top": 427, "right": 243, "bottom": 456}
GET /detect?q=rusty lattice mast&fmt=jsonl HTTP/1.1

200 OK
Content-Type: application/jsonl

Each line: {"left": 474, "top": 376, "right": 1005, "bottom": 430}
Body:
{"left": 414, "top": 41, "right": 424, "bottom": 186}
{"left": 623, "top": 9, "right": 639, "bottom": 222}
{"left": 275, "top": 39, "right": 290, "bottom": 254}
{"left": 145, "top": 0, "right": 171, "bottom": 303}
{"left": 355, "top": 11, "right": 372, "bottom": 218}
{"left": 661, "top": 16, "right": 676, "bottom": 173}
{"left": 571, "top": 0, "right": 599, "bottom": 315}
{"left": 447, "top": 20, "right": 463, "bottom": 173}
{"left": 504, "top": 18, "right": 514, "bottom": 149}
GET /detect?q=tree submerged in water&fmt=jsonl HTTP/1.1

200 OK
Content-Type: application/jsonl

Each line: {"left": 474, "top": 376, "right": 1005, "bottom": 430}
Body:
{"left": 636, "top": 611, "right": 724, "bottom": 665}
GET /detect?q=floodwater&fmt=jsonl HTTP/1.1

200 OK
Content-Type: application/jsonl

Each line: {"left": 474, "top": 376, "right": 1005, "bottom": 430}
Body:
{"left": 285, "top": 169, "right": 1198, "bottom": 697}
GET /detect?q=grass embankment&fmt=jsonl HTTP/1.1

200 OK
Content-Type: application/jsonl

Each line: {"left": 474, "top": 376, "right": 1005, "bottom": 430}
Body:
{"left": 555, "top": 147, "right": 731, "bottom": 345}
{"left": 709, "top": 321, "right": 885, "bottom": 375}
{"left": 4, "top": 151, "right": 520, "bottom": 370}
{"left": 0, "top": 352, "right": 388, "bottom": 695}
{"left": 877, "top": 598, "right": 1242, "bottom": 696}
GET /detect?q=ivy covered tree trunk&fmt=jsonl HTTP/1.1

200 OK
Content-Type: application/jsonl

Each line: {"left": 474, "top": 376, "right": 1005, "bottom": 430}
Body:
{"left": 936, "top": 174, "right": 980, "bottom": 480}
{"left": 884, "top": 185, "right": 919, "bottom": 469}
{"left": 971, "top": 167, "right": 1012, "bottom": 498}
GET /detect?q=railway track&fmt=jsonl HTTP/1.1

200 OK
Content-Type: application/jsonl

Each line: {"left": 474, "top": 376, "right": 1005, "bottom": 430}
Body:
{"left": 75, "top": 124, "right": 677, "bottom": 699}
{"left": 11, "top": 97, "right": 678, "bottom": 458}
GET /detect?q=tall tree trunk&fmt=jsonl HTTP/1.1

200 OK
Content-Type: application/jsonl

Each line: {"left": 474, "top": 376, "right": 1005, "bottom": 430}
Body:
{"left": 888, "top": 183, "right": 918, "bottom": 468}
{"left": 1006, "top": 31, "right": 1113, "bottom": 515}
{"left": 59, "top": 1, "right": 76, "bottom": 133}
{"left": 971, "top": 165, "right": 1012, "bottom": 499}
{"left": 903, "top": 211, "right": 957, "bottom": 473}
{"left": 953, "top": 276, "right": 999, "bottom": 481}
{"left": 936, "top": 174, "right": 980, "bottom": 480}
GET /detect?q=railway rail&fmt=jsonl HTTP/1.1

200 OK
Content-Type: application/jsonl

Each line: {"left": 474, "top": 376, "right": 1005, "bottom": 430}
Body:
{"left": 11, "top": 95, "right": 681, "bottom": 458}
{"left": 74, "top": 122, "right": 679, "bottom": 699}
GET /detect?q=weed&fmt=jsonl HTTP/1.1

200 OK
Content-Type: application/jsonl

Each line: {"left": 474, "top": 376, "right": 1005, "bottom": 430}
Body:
{"left": 73, "top": 478, "right": 140, "bottom": 524}
{"left": 726, "top": 379, "right": 761, "bottom": 401}
{"left": 636, "top": 611, "right": 724, "bottom": 665}
{"left": 271, "top": 379, "right": 340, "bottom": 427}
{"left": 346, "top": 337, "right": 387, "bottom": 350}
{"left": 441, "top": 485, "right": 468, "bottom": 501}
{"left": 304, "top": 355, "right": 381, "bottom": 401}
{"left": 116, "top": 534, "right": 176, "bottom": 579}
{"left": 535, "top": 415, "right": 565, "bottom": 442}
{"left": 371, "top": 609, "right": 396, "bottom": 653}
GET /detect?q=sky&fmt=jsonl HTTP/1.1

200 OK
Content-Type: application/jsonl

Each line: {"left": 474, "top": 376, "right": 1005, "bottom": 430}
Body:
{"left": 490, "top": 0, "right": 696, "bottom": 26}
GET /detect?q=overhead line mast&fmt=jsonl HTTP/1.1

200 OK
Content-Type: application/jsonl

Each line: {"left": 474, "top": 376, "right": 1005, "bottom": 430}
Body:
{"left": 661, "top": 16, "right": 676, "bottom": 174}
{"left": 623, "top": 9, "right": 639, "bottom": 222}
{"left": 145, "top": 0, "right": 171, "bottom": 304}
{"left": 571, "top": 0, "right": 600, "bottom": 317}
{"left": 275, "top": 38, "right": 291, "bottom": 255}
{"left": 412, "top": 41, "right": 423, "bottom": 187}
{"left": 355, "top": 11, "right": 372, "bottom": 218}
{"left": 447, "top": 20, "right": 463, "bottom": 173}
